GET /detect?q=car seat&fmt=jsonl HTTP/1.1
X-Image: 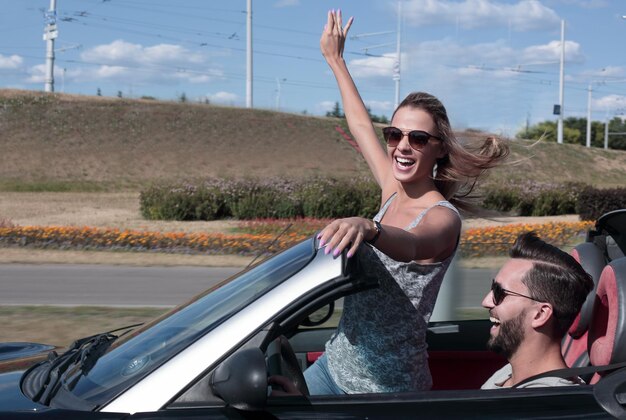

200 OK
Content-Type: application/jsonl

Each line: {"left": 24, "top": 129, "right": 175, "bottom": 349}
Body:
{"left": 587, "top": 257, "right": 626, "bottom": 384}
{"left": 562, "top": 242, "right": 607, "bottom": 367}
{"left": 562, "top": 209, "right": 626, "bottom": 368}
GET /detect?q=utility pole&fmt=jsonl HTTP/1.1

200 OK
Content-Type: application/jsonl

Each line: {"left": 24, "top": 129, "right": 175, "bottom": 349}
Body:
{"left": 275, "top": 78, "right": 286, "bottom": 111}
{"left": 246, "top": 0, "right": 253, "bottom": 108}
{"left": 43, "top": 0, "right": 58, "bottom": 93}
{"left": 586, "top": 83, "right": 592, "bottom": 148}
{"left": 393, "top": 1, "right": 402, "bottom": 109}
{"left": 557, "top": 20, "right": 565, "bottom": 144}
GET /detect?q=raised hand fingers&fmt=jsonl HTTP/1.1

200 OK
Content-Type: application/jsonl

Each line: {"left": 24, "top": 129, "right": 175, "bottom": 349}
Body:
{"left": 343, "top": 16, "right": 354, "bottom": 35}
{"left": 325, "top": 9, "right": 333, "bottom": 32}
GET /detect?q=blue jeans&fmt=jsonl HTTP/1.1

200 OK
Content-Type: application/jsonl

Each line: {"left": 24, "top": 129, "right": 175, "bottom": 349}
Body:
{"left": 303, "top": 353, "right": 346, "bottom": 395}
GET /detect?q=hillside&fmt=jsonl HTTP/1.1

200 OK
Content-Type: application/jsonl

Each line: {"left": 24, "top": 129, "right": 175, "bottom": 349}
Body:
{"left": 1, "top": 89, "right": 625, "bottom": 191}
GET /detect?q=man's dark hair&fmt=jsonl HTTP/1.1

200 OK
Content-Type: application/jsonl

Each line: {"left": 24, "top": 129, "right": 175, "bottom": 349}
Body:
{"left": 510, "top": 231, "right": 594, "bottom": 337}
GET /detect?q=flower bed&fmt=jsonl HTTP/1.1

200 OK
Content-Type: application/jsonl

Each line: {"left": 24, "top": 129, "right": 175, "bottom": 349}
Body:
{"left": 459, "top": 221, "right": 594, "bottom": 258}
{"left": 0, "top": 220, "right": 593, "bottom": 258}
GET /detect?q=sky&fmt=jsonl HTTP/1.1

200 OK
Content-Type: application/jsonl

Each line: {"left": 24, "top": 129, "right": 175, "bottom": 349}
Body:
{"left": 1, "top": 0, "right": 625, "bottom": 136}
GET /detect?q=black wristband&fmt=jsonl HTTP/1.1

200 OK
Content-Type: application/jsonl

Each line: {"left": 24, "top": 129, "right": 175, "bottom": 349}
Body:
{"left": 367, "top": 220, "right": 382, "bottom": 245}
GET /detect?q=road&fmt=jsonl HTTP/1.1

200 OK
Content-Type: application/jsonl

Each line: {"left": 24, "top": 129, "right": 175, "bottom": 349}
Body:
{"left": 0, "top": 264, "right": 498, "bottom": 309}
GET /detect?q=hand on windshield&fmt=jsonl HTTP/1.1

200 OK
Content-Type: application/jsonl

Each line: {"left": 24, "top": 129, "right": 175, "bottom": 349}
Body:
{"left": 320, "top": 9, "right": 353, "bottom": 63}
{"left": 318, "top": 217, "right": 375, "bottom": 258}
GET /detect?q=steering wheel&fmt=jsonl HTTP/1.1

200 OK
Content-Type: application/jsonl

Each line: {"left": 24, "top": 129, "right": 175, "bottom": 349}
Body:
{"left": 266, "top": 335, "right": 310, "bottom": 396}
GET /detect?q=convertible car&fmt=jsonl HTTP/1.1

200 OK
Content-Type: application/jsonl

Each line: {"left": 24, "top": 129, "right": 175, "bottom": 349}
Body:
{"left": 0, "top": 210, "right": 625, "bottom": 419}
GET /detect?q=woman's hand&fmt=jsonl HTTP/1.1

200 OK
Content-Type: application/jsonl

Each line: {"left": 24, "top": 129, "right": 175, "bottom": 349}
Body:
{"left": 320, "top": 9, "right": 353, "bottom": 63}
{"left": 318, "top": 217, "right": 375, "bottom": 258}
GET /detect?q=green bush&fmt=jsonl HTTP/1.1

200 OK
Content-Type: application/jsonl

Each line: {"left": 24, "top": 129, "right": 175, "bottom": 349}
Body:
{"left": 482, "top": 187, "right": 520, "bottom": 212}
{"left": 228, "top": 180, "right": 303, "bottom": 219}
{"left": 577, "top": 187, "right": 626, "bottom": 221}
{"left": 139, "top": 177, "right": 380, "bottom": 221}
{"left": 300, "top": 177, "right": 377, "bottom": 219}
{"left": 140, "top": 182, "right": 230, "bottom": 221}
{"left": 481, "top": 182, "right": 585, "bottom": 216}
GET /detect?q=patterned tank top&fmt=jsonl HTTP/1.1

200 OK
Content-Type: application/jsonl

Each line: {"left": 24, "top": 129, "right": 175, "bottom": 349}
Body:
{"left": 325, "top": 196, "right": 460, "bottom": 394}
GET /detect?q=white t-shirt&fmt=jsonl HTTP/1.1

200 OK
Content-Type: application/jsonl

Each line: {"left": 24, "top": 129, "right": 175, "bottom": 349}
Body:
{"left": 481, "top": 364, "right": 584, "bottom": 389}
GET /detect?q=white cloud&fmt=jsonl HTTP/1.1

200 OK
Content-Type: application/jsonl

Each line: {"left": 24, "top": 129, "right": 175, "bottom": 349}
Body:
{"left": 522, "top": 40, "right": 583, "bottom": 64}
{"left": 207, "top": 91, "right": 238, "bottom": 104}
{"left": 365, "top": 100, "right": 394, "bottom": 112}
{"left": 403, "top": 0, "right": 560, "bottom": 31}
{"left": 0, "top": 54, "right": 23, "bottom": 69}
{"left": 348, "top": 53, "right": 399, "bottom": 78}
{"left": 24, "top": 64, "right": 63, "bottom": 83}
{"left": 71, "top": 40, "right": 223, "bottom": 85}
{"left": 82, "top": 40, "right": 204, "bottom": 66}
{"left": 594, "top": 94, "right": 626, "bottom": 111}
{"left": 552, "top": 0, "right": 609, "bottom": 9}
{"left": 274, "top": 0, "right": 299, "bottom": 7}
{"left": 316, "top": 100, "right": 337, "bottom": 114}
{"left": 579, "top": 66, "right": 625, "bottom": 79}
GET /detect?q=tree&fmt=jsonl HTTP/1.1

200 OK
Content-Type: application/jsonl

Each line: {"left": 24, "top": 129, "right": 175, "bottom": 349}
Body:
{"left": 96, "top": 87, "right": 102, "bottom": 96}
{"left": 607, "top": 117, "right": 626, "bottom": 150}
{"left": 366, "top": 106, "right": 389, "bottom": 124}
{"left": 179, "top": 92, "right": 187, "bottom": 103}
{"left": 326, "top": 101, "right": 344, "bottom": 118}
{"left": 516, "top": 117, "right": 626, "bottom": 149}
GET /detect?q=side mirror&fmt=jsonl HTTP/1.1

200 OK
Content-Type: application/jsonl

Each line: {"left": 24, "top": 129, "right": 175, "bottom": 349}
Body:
{"left": 210, "top": 348, "right": 268, "bottom": 411}
{"left": 301, "top": 301, "right": 335, "bottom": 327}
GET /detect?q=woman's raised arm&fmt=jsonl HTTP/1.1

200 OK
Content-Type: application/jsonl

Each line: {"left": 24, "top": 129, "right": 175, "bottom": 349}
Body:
{"left": 320, "top": 10, "right": 391, "bottom": 188}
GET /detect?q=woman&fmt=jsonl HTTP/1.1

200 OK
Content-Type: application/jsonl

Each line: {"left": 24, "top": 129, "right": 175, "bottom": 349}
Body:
{"left": 305, "top": 10, "right": 509, "bottom": 395}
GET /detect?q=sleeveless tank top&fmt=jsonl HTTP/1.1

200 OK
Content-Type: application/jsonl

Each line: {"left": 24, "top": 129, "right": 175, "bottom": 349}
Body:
{"left": 325, "top": 195, "right": 460, "bottom": 393}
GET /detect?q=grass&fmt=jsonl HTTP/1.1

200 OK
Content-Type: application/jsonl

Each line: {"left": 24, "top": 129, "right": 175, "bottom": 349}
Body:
{"left": 1, "top": 89, "right": 624, "bottom": 192}
{"left": 0, "top": 179, "right": 111, "bottom": 193}
{"left": 0, "top": 306, "right": 167, "bottom": 347}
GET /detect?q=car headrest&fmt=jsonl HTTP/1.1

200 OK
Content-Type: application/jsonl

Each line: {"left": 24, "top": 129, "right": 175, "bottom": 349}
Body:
{"left": 595, "top": 209, "right": 626, "bottom": 257}
{"left": 588, "top": 258, "right": 626, "bottom": 367}
{"left": 568, "top": 242, "right": 607, "bottom": 337}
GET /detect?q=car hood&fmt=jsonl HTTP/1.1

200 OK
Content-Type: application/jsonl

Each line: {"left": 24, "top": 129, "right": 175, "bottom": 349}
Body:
{"left": 0, "top": 342, "right": 56, "bottom": 411}
{"left": 0, "top": 342, "right": 56, "bottom": 363}
{"left": 0, "top": 370, "right": 48, "bottom": 411}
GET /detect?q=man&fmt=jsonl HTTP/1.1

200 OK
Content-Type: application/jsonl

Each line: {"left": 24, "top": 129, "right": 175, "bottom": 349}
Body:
{"left": 481, "top": 231, "right": 594, "bottom": 389}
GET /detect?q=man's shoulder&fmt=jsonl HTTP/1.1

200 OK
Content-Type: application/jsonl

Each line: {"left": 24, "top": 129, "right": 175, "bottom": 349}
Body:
{"left": 481, "top": 364, "right": 512, "bottom": 389}
{"left": 481, "top": 364, "right": 585, "bottom": 389}
{"left": 518, "top": 376, "right": 584, "bottom": 388}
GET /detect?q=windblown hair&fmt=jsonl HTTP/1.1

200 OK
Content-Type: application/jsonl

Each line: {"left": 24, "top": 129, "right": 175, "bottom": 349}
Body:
{"left": 510, "top": 231, "right": 594, "bottom": 337}
{"left": 393, "top": 92, "right": 509, "bottom": 208}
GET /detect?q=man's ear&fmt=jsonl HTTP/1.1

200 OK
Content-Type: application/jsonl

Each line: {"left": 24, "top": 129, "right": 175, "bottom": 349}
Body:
{"left": 531, "top": 303, "right": 554, "bottom": 329}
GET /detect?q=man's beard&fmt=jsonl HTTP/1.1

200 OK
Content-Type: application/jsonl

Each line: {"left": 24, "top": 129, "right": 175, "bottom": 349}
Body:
{"left": 487, "top": 310, "right": 526, "bottom": 359}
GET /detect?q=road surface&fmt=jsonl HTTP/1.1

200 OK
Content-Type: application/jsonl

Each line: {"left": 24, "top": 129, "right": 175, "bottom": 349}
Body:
{"left": 0, "top": 264, "right": 497, "bottom": 309}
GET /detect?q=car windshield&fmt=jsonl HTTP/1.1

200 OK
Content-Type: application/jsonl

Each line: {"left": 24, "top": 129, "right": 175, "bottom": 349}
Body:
{"left": 55, "top": 238, "right": 315, "bottom": 408}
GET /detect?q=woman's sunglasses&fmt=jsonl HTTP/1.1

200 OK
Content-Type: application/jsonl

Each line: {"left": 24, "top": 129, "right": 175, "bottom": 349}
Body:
{"left": 491, "top": 279, "right": 541, "bottom": 306}
{"left": 382, "top": 126, "right": 442, "bottom": 150}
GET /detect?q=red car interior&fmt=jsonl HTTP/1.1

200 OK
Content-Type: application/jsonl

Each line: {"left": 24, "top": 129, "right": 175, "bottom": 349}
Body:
{"left": 588, "top": 258, "right": 626, "bottom": 384}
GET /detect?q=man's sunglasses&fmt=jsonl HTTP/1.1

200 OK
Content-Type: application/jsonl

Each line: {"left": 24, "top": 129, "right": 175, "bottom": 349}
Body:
{"left": 491, "top": 279, "right": 541, "bottom": 306}
{"left": 382, "top": 126, "right": 442, "bottom": 150}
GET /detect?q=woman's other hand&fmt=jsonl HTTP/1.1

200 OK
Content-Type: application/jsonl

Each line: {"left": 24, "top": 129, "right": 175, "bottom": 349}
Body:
{"left": 318, "top": 217, "right": 375, "bottom": 259}
{"left": 320, "top": 9, "right": 353, "bottom": 62}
